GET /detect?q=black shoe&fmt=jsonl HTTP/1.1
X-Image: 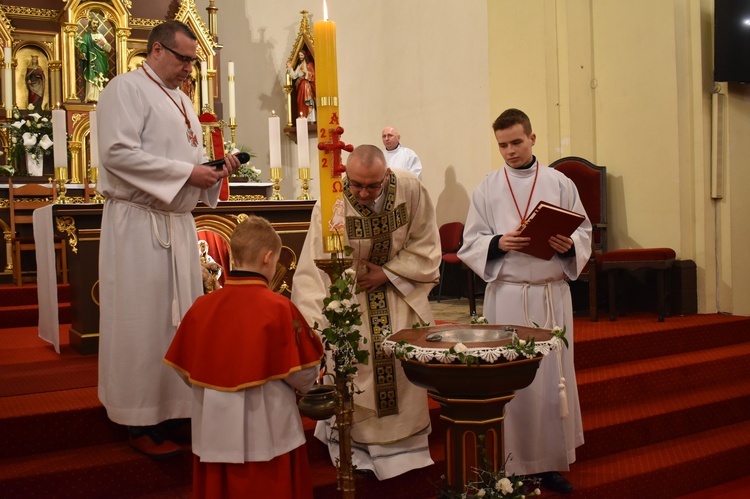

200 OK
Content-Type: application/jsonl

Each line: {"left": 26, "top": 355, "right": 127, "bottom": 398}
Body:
{"left": 537, "top": 471, "right": 573, "bottom": 494}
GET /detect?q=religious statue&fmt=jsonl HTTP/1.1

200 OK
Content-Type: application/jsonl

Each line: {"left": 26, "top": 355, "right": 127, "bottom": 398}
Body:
{"left": 25, "top": 55, "right": 45, "bottom": 111}
{"left": 286, "top": 50, "right": 316, "bottom": 122}
{"left": 77, "top": 15, "right": 112, "bottom": 102}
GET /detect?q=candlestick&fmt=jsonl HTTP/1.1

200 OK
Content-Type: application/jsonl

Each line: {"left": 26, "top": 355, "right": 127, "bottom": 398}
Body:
{"left": 51, "top": 106, "right": 67, "bottom": 168}
{"left": 227, "top": 62, "right": 236, "bottom": 119}
{"left": 87, "top": 110, "right": 104, "bottom": 203}
{"left": 89, "top": 110, "right": 99, "bottom": 168}
{"left": 270, "top": 166, "right": 284, "bottom": 200}
{"left": 200, "top": 61, "right": 208, "bottom": 111}
{"left": 296, "top": 115, "right": 310, "bottom": 169}
{"left": 268, "top": 111, "right": 281, "bottom": 168}
{"left": 4, "top": 46, "right": 12, "bottom": 117}
{"left": 298, "top": 167, "right": 313, "bottom": 200}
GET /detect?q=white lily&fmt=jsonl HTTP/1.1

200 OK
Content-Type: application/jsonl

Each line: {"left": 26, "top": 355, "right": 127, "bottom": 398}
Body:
{"left": 22, "top": 132, "right": 38, "bottom": 148}
{"left": 39, "top": 134, "right": 54, "bottom": 150}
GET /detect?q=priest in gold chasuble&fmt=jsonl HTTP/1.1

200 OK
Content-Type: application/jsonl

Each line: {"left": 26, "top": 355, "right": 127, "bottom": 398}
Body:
{"left": 291, "top": 145, "right": 441, "bottom": 480}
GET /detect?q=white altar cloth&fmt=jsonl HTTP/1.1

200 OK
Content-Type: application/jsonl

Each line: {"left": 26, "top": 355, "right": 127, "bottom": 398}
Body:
{"left": 33, "top": 204, "right": 60, "bottom": 353}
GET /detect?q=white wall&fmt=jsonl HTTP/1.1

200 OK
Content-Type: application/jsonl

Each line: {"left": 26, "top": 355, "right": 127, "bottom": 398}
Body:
{"left": 196, "top": 0, "right": 750, "bottom": 315}
{"left": 200, "top": 0, "right": 492, "bottom": 225}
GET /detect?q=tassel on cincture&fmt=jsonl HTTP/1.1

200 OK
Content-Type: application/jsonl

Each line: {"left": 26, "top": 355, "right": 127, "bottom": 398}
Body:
{"left": 558, "top": 376, "right": 569, "bottom": 419}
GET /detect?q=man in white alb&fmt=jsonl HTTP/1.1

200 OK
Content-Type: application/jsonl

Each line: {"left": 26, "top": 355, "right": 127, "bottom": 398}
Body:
{"left": 96, "top": 20, "right": 240, "bottom": 458}
{"left": 381, "top": 126, "right": 423, "bottom": 179}
{"left": 458, "top": 108, "right": 592, "bottom": 494}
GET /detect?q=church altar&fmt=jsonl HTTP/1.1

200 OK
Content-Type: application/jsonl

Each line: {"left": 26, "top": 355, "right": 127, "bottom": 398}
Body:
{"left": 33, "top": 198, "right": 315, "bottom": 355}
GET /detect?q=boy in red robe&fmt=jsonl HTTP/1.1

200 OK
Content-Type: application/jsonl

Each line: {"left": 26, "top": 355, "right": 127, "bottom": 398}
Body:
{"left": 164, "top": 215, "right": 324, "bottom": 498}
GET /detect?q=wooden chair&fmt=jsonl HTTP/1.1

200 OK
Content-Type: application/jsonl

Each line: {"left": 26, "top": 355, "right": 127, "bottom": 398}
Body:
{"left": 8, "top": 180, "right": 68, "bottom": 286}
{"left": 550, "top": 156, "right": 607, "bottom": 321}
{"left": 436, "top": 222, "right": 467, "bottom": 303}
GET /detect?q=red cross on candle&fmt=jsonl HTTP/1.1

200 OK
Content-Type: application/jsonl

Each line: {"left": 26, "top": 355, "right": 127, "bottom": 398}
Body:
{"left": 318, "top": 126, "right": 353, "bottom": 176}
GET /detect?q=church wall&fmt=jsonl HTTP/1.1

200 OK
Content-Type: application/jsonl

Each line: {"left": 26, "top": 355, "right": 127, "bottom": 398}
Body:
{"left": 202, "top": 0, "right": 492, "bottom": 226}
{"left": 198, "top": 0, "right": 748, "bottom": 315}
{"left": 487, "top": 0, "right": 750, "bottom": 315}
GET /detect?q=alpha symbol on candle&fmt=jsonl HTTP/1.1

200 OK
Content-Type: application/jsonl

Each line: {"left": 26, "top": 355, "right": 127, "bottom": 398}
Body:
{"left": 317, "top": 126, "right": 353, "bottom": 176}
{"left": 329, "top": 112, "right": 340, "bottom": 125}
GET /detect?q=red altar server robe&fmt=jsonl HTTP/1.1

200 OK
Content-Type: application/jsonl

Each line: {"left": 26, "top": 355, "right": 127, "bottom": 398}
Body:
{"left": 165, "top": 273, "right": 324, "bottom": 499}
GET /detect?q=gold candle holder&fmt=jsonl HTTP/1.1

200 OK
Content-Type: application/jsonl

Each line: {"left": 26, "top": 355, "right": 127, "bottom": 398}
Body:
{"left": 88, "top": 167, "right": 105, "bottom": 203}
{"left": 270, "top": 166, "right": 284, "bottom": 200}
{"left": 297, "top": 167, "right": 313, "bottom": 200}
{"left": 229, "top": 117, "right": 237, "bottom": 146}
{"left": 54, "top": 167, "right": 71, "bottom": 204}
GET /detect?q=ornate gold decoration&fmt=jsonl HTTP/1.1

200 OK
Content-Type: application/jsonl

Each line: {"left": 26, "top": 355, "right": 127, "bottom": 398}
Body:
{"left": 71, "top": 112, "right": 85, "bottom": 124}
{"left": 1, "top": 6, "right": 59, "bottom": 21}
{"left": 130, "top": 18, "right": 162, "bottom": 29}
{"left": 227, "top": 194, "right": 268, "bottom": 201}
{"left": 55, "top": 216, "right": 79, "bottom": 254}
{"left": 0, "top": 199, "right": 8, "bottom": 209}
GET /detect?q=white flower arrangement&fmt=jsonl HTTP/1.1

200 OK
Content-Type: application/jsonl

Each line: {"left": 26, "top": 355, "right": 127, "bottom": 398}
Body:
{"left": 383, "top": 325, "right": 567, "bottom": 366}
{"left": 224, "top": 141, "right": 261, "bottom": 182}
{"left": 313, "top": 247, "right": 369, "bottom": 379}
{"left": 2, "top": 109, "right": 55, "bottom": 171}
{"left": 437, "top": 436, "right": 542, "bottom": 498}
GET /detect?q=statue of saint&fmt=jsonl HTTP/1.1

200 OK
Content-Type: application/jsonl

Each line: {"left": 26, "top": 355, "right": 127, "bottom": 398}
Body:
{"left": 286, "top": 50, "right": 316, "bottom": 122}
{"left": 77, "top": 16, "right": 112, "bottom": 102}
{"left": 25, "top": 55, "right": 45, "bottom": 111}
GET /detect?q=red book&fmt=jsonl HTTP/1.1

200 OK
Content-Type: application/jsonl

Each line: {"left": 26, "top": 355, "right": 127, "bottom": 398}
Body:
{"left": 516, "top": 201, "right": 586, "bottom": 260}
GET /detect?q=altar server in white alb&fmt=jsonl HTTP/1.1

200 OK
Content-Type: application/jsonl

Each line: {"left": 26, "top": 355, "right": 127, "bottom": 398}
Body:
{"left": 95, "top": 20, "right": 240, "bottom": 459}
{"left": 381, "top": 126, "right": 423, "bottom": 179}
{"left": 458, "top": 108, "right": 592, "bottom": 494}
{"left": 291, "top": 145, "right": 441, "bottom": 480}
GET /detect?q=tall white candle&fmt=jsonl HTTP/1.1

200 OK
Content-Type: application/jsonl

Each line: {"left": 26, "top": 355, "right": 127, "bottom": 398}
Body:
{"left": 227, "top": 61, "right": 236, "bottom": 120}
{"left": 268, "top": 112, "right": 281, "bottom": 168}
{"left": 89, "top": 110, "right": 100, "bottom": 168}
{"left": 200, "top": 61, "right": 208, "bottom": 110}
{"left": 296, "top": 115, "right": 309, "bottom": 169}
{"left": 3, "top": 46, "right": 12, "bottom": 116}
{"left": 52, "top": 107, "right": 68, "bottom": 168}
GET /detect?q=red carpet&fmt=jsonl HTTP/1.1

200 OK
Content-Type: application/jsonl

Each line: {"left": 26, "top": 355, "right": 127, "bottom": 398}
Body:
{"left": 1, "top": 284, "right": 749, "bottom": 498}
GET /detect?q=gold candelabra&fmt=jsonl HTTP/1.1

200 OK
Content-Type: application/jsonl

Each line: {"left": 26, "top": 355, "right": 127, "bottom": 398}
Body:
{"left": 270, "top": 167, "right": 284, "bottom": 200}
{"left": 297, "top": 167, "right": 313, "bottom": 200}
{"left": 54, "top": 167, "right": 71, "bottom": 204}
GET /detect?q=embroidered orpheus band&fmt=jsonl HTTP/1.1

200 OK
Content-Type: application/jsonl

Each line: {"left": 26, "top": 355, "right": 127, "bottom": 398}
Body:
{"left": 344, "top": 173, "right": 408, "bottom": 417}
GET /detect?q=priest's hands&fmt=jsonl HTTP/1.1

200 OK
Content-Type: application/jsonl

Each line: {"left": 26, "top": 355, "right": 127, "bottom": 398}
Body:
{"left": 357, "top": 261, "right": 388, "bottom": 293}
{"left": 498, "top": 230, "right": 530, "bottom": 252}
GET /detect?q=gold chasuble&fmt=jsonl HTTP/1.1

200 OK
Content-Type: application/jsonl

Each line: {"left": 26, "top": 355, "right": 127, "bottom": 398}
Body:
{"left": 343, "top": 173, "right": 407, "bottom": 417}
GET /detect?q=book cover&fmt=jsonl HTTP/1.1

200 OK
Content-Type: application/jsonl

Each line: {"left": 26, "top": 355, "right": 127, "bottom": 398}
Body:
{"left": 516, "top": 201, "right": 586, "bottom": 260}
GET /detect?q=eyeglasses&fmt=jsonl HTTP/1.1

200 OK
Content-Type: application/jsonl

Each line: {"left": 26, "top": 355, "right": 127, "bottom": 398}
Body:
{"left": 349, "top": 174, "right": 388, "bottom": 193}
{"left": 161, "top": 43, "right": 199, "bottom": 65}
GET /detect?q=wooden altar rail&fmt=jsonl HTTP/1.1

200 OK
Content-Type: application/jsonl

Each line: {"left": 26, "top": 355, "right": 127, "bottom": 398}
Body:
{"left": 44, "top": 199, "right": 315, "bottom": 354}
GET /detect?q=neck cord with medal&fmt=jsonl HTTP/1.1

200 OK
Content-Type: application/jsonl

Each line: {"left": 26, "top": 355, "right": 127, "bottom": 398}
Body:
{"left": 504, "top": 158, "right": 539, "bottom": 229}
{"left": 141, "top": 64, "right": 199, "bottom": 147}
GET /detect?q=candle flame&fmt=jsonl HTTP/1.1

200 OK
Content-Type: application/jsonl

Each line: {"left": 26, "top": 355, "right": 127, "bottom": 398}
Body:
{"left": 324, "top": 0, "right": 328, "bottom": 21}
